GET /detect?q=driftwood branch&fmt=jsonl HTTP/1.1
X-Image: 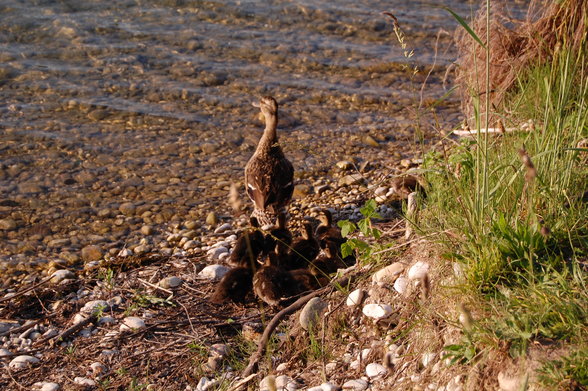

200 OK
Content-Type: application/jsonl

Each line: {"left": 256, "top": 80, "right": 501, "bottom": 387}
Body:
{"left": 0, "top": 276, "right": 53, "bottom": 304}
{"left": 241, "top": 274, "right": 353, "bottom": 378}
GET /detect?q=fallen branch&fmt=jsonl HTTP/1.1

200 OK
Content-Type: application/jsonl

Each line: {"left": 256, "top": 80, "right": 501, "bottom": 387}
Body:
{"left": 0, "top": 314, "right": 56, "bottom": 338}
{"left": 41, "top": 314, "right": 98, "bottom": 347}
{"left": 241, "top": 274, "right": 353, "bottom": 378}
{"left": 0, "top": 275, "right": 53, "bottom": 304}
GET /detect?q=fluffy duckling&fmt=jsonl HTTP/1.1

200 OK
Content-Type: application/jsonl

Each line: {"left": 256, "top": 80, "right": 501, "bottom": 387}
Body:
{"left": 229, "top": 217, "right": 265, "bottom": 267}
{"left": 310, "top": 243, "right": 356, "bottom": 277}
{"left": 263, "top": 212, "right": 293, "bottom": 258}
{"left": 253, "top": 242, "right": 294, "bottom": 307}
{"left": 210, "top": 266, "right": 254, "bottom": 304}
{"left": 287, "top": 222, "right": 320, "bottom": 270}
{"left": 245, "top": 96, "right": 294, "bottom": 227}
{"left": 315, "top": 209, "right": 346, "bottom": 250}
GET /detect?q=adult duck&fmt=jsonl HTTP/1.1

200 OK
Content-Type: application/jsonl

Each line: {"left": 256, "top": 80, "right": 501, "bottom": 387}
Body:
{"left": 245, "top": 96, "right": 294, "bottom": 227}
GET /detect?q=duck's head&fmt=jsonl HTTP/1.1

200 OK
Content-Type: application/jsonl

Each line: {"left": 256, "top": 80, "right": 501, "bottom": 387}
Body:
{"left": 302, "top": 222, "right": 313, "bottom": 240}
{"left": 318, "top": 209, "right": 333, "bottom": 226}
{"left": 253, "top": 96, "right": 278, "bottom": 118}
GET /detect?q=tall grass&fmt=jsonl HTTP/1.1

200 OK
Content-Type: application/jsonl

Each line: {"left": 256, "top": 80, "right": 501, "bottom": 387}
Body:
{"left": 422, "top": 4, "right": 587, "bottom": 383}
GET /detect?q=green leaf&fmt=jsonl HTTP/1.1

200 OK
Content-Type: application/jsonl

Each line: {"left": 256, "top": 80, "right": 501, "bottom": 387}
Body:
{"left": 338, "top": 220, "right": 356, "bottom": 237}
{"left": 358, "top": 218, "right": 370, "bottom": 236}
{"left": 438, "top": 6, "right": 487, "bottom": 49}
{"left": 341, "top": 242, "right": 354, "bottom": 258}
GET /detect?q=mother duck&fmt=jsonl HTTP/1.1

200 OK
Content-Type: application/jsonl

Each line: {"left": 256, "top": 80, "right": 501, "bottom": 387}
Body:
{"left": 245, "top": 96, "right": 294, "bottom": 227}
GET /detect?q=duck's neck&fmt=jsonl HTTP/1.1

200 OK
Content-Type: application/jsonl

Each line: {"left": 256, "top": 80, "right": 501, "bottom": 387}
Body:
{"left": 257, "top": 113, "right": 278, "bottom": 152}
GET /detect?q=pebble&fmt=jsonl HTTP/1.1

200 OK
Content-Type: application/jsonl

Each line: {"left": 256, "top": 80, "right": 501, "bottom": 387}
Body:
{"left": 446, "top": 375, "right": 463, "bottom": 391}
{"left": 338, "top": 174, "right": 365, "bottom": 186}
{"left": 51, "top": 269, "right": 76, "bottom": 283}
{"left": 158, "top": 276, "right": 183, "bottom": 289}
{"left": 421, "top": 352, "right": 437, "bottom": 367}
{"left": 336, "top": 160, "right": 354, "bottom": 170}
{"left": 206, "top": 212, "right": 218, "bottom": 226}
{"left": 141, "top": 225, "right": 154, "bottom": 235}
{"left": 276, "top": 375, "right": 298, "bottom": 391}
{"left": 372, "top": 262, "right": 404, "bottom": 285}
{"left": 32, "top": 382, "right": 60, "bottom": 391}
{"left": 119, "top": 202, "right": 136, "bottom": 216}
{"left": 408, "top": 261, "right": 430, "bottom": 280}
{"left": 393, "top": 277, "right": 409, "bottom": 295}
{"left": 120, "top": 317, "right": 146, "bottom": 331}
{"left": 0, "top": 348, "right": 12, "bottom": 357}
{"left": 90, "top": 362, "right": 108, "bottom": 376}
{"left": 299, "top": 297, "right": 328, "bottom": 330}
{"left": 81, "top": 300, "right": 110, "bottom": 314}
{"left": 342, "top": 379, "right": 368, "bottom": 391}
{"left": 118, "top": 248, "right": 133, "bottom": 257}
{"left": 9, "top": 355, "right": 40, "bottom": 369}
{"left": 74, "top": 377, "right": 96, "bottom": 387}
{"left": 207, "top": 246, "right": 228, "bottom": 260}
{"left": 214, "top": 223, "right": 232, "bottom": 233}
{"left": 198, "top": 264, "right": 229, "bottom": 280}
{"left": 0, "top": 218, "right": 17, "bottom": 231}
{"left": 81, "top": 245, "right": 103, "bottom": 262}
{"left": 362, "top": 303, "right": 393, "bottom": 320}
{"left": 366, "top": 362, "right": 388, "bottom": 378}
{"left": 497, "top": 371, "right": 527, "bottom": 391}
{"left": 196, "top": 376, "right": 218, "bottom": 391}
{"left": 346, "top": 289, "right": 365, "bottom": 307}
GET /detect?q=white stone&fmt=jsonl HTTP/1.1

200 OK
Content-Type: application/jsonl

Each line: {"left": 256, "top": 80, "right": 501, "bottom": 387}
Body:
{"left": 497, "top": 371, "right": 526, "bottom": 391}
{"left": 50, "top": 269, "right": 76, "bottom": 283}
{"left": 342, "top": 379, "right": 368, "bottom": 391}
{"left": 182, "top": 240, "right": 199, "bottom": 250}
{"left": 159, "top": 276, "right": 183, "bottom": 289}
{"left": 320, "top": 383, "right": 339, "bottom": 391}
{"left": 362, "top": 303, "right": 393, "bottom": 320}
{"left": 119, "top": 317, "right": 145, "bottom": 331}
{"left": 198, "top": 264, "right": 229, "bottom": 280}
{"left": 32, "top": 382, "right": 60, "bottom": 391}
{"left": 307, "top": 387, "right": 323, "bottom": 391}
{"left": 375, "top": 186, "right": 388, "bottom": 196}
{"left": 9, "top": 355, "right": 40, "bottom": 369}
{"left": 299, "top": 297, "right": 328, "bottom": 330}
{"left": 90, "top": 362, "right": 108, "bottom": 376}
{"left": 74, "top": 377, "right": 96, "bottom": 387}
{"left": 276, "top": 362, "right": 289, "bottom": 372}
{"left": 446, "top": 375, "right": 463, "bottom": 391}
{"left": 0, "top": 348, "right": 12, "bottom": 357}
{"left": 366, "top": 362, "right": 388, "bottom": 378}
{"left": 207, "top": 246, "right": 229, "bottom": 260}
{"left": 196, "top": 376, "right": 218, "bottom": 391}
{"left": 346, "top": 289, "right": 365, "bottom": 307}
{"left": 452, "top": 262, "right": 463, "bottom": 278}
{"left": 408, "top": 261, "right": 430, "bottom": 280}
{"left": 73, "top": 313, "right": 89, "bottom": 325}
{"left": 214, "top": 223, "right": 232, "bottom": 233}
{"left": 421, "top": 352, "right": 437, "bottom": 367}
{"left": 118, "top": 248, "right": 133, "bottom": 257}
{"left": 393, "top": 277, "right": 409, "bottom": 295}
{"left": 275, "top": 375, "right": 298, "bottom": 390}
{"left": 81, "top": 300, "right": 110, "bottom": 314}
{"left": 372, "top": 263, "right": 405, "bottom": 285}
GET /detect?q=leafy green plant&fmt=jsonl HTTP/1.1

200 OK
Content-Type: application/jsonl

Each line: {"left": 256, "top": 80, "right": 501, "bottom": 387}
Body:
{"left": 338, "top": 199, "right": 391, "bottom": 262}
{"left": 538, "top": 348, "right": 588, "bottom": 389}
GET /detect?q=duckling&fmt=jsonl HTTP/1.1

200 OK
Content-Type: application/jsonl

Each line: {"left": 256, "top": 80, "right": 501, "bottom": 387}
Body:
{"left": 290, "top": 267, "right": 329, "bottom": 291}
{"left": 310, "top": 242, "right": 356, "bottom": 277}
{"left": 229, "top": 217, "right": 265, "bottom": 267}
{"left": 315, "top": 209, "right": 346, "bottom": 250}
{"left": 210, "top": 266, "right": 254, "bottom": 304}
{"left": 287, "top": 222, "right": 320, "bottom": 270}
{"left": 245, "top": 96, "right": 294, "bottom": 227}
{"left": 262, "top": 212, "right": 293, "bottom": 259}
{"left": 253, "top": 242, "right": 294, "bottom": 307}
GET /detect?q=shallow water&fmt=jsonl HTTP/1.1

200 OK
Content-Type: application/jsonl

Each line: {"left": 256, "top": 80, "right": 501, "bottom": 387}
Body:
{"left": 0, "top": 1, "right": 528, "bottom": 272}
